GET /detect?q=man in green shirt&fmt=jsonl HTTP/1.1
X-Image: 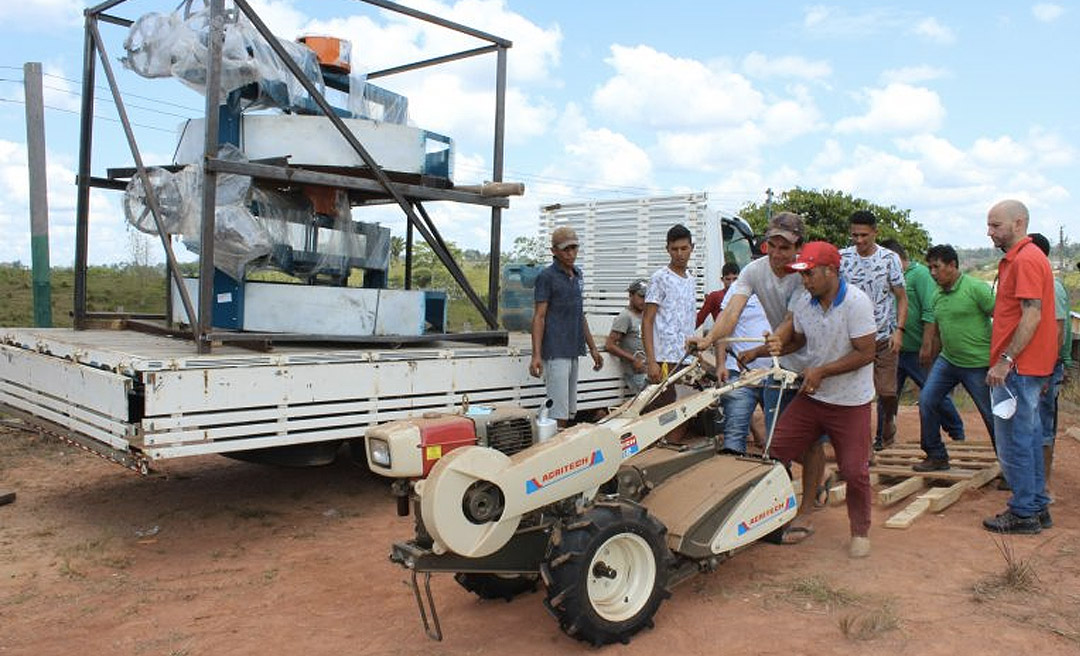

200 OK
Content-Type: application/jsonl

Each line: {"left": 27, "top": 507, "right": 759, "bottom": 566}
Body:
{"left": 913, "top": 244, "right": 996, "bottom": 472}
{"left": 880, "top": 239, "right": 964, "bottom": 443}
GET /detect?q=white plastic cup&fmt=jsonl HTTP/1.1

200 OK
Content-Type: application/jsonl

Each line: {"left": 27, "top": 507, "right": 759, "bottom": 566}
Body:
{"left": 992, "top": 387, "right": 1017, "bottom": 419}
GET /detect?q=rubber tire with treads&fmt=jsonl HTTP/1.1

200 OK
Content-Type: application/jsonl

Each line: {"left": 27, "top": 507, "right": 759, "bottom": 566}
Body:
{"left": 541, "top": 501, "right": 673, "bottom": 646}
{"left": 453, "top": 573, "right": 539, "bottom": 601}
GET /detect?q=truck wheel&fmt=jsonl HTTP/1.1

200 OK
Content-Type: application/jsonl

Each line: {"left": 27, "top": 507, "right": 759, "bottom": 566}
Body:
{"left": 454, "top": 573, "right": 538, "bottom": 601}
{"left": 541, "top": 501, "right": 672, "bottom": 646}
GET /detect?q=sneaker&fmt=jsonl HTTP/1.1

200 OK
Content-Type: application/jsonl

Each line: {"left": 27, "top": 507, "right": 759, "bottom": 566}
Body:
{"left": 912, "top": 457, "right": 950, "bottom": 472}
{"left": 982, "top": 511, "right": 1041, "bottom": 534}
{"left": 849, "top": 536, "right": 871, "bottom": 558}
{"left": 1038, "top": 508, "right": 1053, "bottom": 529}
{"left": 872, "top": 437, "right": 885, "bottom": 452}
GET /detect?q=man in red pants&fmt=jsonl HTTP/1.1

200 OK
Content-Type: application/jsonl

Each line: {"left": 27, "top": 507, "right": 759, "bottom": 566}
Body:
{"left": 766, "top": 242, "right": 877, "bottom": 558}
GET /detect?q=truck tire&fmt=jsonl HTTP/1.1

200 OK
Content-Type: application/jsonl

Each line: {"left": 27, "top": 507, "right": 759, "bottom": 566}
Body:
{"left": 541, "top": 501, "right": 672, "bottom": 646}
{"left": 454, "top": 573, "right": 539, "bottom": 601}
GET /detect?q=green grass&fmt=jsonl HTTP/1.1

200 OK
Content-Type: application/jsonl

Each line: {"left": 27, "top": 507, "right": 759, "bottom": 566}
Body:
{"left": 0, "top": 264, "right": 166, "bottom": 328}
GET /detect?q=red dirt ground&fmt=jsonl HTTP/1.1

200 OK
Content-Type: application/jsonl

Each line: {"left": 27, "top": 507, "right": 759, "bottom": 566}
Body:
{"left": 2, "top": 403, "right": 1079, "bottom": 656}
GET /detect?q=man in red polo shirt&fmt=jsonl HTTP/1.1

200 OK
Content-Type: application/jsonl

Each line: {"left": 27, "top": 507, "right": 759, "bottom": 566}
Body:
{"left": 983, "top": 199, "right": 1057, "bottom": 534}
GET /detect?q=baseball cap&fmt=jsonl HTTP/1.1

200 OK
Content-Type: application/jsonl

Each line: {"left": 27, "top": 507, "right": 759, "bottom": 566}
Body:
{"left": 787, "top": 241, "right": 840, "bottom": 271}
{"left": 764, "top": 212, "right": 806, "bottom": 244}
{"left": 551, "top": 226, "right": 579, "bottom": 250}
{"left": 627, "top": 279, "right": 648, "bottom": 296}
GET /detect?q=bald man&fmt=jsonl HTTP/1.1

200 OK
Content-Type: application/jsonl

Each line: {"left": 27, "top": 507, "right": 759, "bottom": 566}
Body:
{"left": 982, "top": 200, "right": 1057, "bottom": 535}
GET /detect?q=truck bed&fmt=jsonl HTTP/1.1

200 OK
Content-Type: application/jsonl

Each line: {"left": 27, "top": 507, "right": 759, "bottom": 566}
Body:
{"left": 0, "top": 328, "right": 625, "bottom": 472}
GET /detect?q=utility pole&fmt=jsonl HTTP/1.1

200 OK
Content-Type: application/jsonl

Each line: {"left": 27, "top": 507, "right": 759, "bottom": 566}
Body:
{"left": 765, "top": 188, "right": 773, "bottom": 221}
{"left": 1059, "top": 225, "right": 1066, "bottom": 271}
{"left": 24, "top": 62, "right": 52, "bottom": 327}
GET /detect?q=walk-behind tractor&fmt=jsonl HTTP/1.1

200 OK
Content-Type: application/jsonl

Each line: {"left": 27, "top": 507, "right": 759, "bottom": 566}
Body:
{"left": 380, "top": 352, "right": 800, "bottom": 646}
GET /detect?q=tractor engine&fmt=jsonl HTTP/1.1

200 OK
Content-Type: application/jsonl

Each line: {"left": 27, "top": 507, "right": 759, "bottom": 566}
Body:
{"left": 365, "top": 406, "right": 535, "bottom": 478}
{"left": 364, "top": 406, "right": 535, "bottom": 514}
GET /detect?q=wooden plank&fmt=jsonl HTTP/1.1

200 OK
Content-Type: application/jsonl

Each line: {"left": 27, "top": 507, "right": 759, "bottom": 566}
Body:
{"left": 877, "top": 477, "right": 926, "bottom": 507}
{"left": 869, "top": 465, "right": 976, "bottom": 481}
{"left": 885, "top": 497, "right": 931, "bottom": 529}
{"left": 884, "top": 443, "right": 995, "bottom": 452}
{"left": 965, "top": 463, "right": 1001, "bottom": 489}
{"left": 923, "top": 481, "right": 969, "bottom": 513}
{"left": 876, "top": 450, "right": 998, "bottom": 461}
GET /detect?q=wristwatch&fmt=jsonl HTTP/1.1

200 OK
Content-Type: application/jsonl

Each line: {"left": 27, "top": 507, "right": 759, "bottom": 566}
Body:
{"left": 999, "top": 352, "right": 1015, "bottom": 366}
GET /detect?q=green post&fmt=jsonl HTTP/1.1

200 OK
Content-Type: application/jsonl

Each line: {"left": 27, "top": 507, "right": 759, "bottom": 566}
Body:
{"left": 24, "top": 62, "right": 52, "bottom": 327}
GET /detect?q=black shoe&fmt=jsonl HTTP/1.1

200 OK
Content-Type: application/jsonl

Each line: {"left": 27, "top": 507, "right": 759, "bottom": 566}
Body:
{"left": 1038, "top": 508, "right": 1053, "bottom": 529}
{"left": 983, "top": 511, "right": 1041, "bottom": 534}
{"left": 912, "top": 457, "right": 950, "bottom": 472}
{"left": 949, "top": 433, "right": 965, "bottom": 442}
{"left": 872, "top": 437, "right": 885, "bottom": 452}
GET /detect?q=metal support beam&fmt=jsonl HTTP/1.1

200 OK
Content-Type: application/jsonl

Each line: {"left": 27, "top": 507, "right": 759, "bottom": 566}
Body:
{"left": 87, "top": 19, "right": 200, "bottom": 341}
{"left": 359, "top": 0, "right": 511, "bottom": 47}
{"left": 196, "top": 0, "right": 227, "bottom": 354}
{"left": 73, "top": 18, "right": 97, "bottom": 329}
{"left": 487, "top": 45, "right": 509, "bottom": 324}
{"left": 233, "top": 0, "right": 497, "bottom": 328}
{"left": 367, "top": 45, "right": 498, "bottom": 80}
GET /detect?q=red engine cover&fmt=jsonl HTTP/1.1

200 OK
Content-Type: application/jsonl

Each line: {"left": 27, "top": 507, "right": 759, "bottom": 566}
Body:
{"left": 416, "top": 415, "right": 477, "bottom": 476}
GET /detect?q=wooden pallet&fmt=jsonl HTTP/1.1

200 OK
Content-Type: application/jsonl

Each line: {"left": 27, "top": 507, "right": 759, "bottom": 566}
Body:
{"left": 870, "top": 444, "right": 1000, "bottom": 528}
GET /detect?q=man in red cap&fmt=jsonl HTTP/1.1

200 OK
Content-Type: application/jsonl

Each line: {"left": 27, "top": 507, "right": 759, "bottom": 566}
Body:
{"left": 766, "top": 241, "right": 878, "bottom": 558}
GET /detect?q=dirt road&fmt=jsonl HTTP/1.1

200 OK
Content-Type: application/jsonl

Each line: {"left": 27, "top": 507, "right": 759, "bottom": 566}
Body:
{"left": 1, "top": 405, "right": 1078, "bottom": 655}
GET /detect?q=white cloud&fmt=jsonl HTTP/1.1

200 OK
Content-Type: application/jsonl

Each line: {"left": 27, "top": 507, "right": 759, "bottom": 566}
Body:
{"left": 0, "top": 0, "right": 82, "bottom": 30}
{"left": 971, "top": 135, "right": 1030, "bottom": 167}
{"left": 881, "top": 65, "right": 949, "bottom": 85}
{"left": 835, "top": 83, "right": 945, "bottom": 134}
{"left": 1032, "top": 3, "right": 1066, "bottom": 23}
{"left": 0, "top": 139, "right": 134, "bottom": 266}
{"left": 1027, "top": 127, "right": 1075, "bottom": 167}
{"left": 593, "top": 45, "right": 764, "bottom": 129}
{"left": 742, "top": 52, "right": 831, "bottom": 81}
{"left": 802, "top": 5, "right": 891, "bottom": 36}
{"left": 912, "top": 17, "right": 956, "bottom": 44}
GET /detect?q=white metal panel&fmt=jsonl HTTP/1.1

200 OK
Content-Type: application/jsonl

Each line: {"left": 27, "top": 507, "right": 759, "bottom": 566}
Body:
{"left": 540, "top": 194, "right": 711, "bottom": 321}
{"left": 0, "top": 383, "right": 131, "bottom": 450}
{"left": 0, "top": 344, "right": 131, "bottom": 418}
{"left": 176, "top": 115, "right": 427, "bottom": 173}
{"left": 374, "top": 290, "right": 426, "bottom": 335}
{"left": 243, "top": 283, "right": 379, "bottom": 335}
{"left": 142, "top": 352, "right": 622, "bottom": 415}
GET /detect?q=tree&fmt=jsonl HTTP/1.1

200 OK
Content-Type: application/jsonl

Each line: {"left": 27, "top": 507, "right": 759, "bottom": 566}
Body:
{"left": 739, "top": 188, "right": 931, "bottom": 261}
{"left": 390, "top": 235, "right": 405, "bottom": 261}
{"left": 507, "top": 235, "right": 548, "bottom": 263}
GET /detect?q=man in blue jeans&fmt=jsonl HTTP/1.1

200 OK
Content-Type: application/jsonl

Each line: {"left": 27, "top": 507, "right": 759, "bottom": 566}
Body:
{"left": 879, "top": 239, "right": 965, "bottom": 444}
{"left": 716, "top": 289, "right": 772, "bottom": 454}
{"left": 913, "top": 245, "right": 996, "bottom": 472}
{"left": 983, "top": 200, "right": 1057, "bottom": 534}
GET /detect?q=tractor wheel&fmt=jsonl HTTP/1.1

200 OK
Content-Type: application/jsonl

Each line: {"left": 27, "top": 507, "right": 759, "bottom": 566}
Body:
{"left": 453, "top": 573, "right": 539, "bottom": 601}
{"left": 541, "top": 501, "right": 673, "bottom": 646}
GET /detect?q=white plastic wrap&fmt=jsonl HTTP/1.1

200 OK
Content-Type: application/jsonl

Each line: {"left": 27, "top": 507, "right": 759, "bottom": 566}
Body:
{"left": 123, "top": 146, "right": 272, "bottom": 281}
{"left": 122, "top": 2, "right": 324, "bottom": 111}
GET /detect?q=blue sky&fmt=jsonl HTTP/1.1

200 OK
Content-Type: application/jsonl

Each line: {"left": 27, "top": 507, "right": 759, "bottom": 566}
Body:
{"left": 0, "top": 0, "right": 1076, "bottom": 266}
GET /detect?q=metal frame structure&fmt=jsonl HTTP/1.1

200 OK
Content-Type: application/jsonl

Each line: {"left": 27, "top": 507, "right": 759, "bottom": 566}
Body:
{"left": 74, "top": 0, "right": 513, "bottom": 353}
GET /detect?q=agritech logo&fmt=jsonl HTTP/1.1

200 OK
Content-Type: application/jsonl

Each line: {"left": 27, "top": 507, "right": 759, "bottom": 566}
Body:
{"left": 526, "top": 449, "right": 605, "bottom": 494}
{"left": 736, "top": 495, "right": 797, "bottom": 535}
